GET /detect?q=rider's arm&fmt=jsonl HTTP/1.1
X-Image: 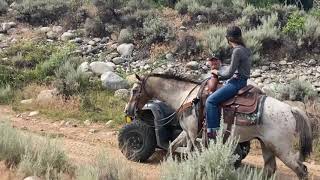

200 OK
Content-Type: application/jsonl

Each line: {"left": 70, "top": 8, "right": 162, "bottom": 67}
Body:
{"left": 217, "top": 48, "right": 241, "bottom": 80}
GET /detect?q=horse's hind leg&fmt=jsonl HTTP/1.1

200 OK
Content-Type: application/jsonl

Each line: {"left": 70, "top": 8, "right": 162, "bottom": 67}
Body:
{"left": 267, "top": 137, "right": 308, "bottom": 179}
{"left": 259, "top": 140, "right": 277, "bottom": 176}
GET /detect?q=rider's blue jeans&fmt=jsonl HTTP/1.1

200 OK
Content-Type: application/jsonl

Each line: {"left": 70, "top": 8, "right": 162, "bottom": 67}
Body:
{"left": 205, "top": 78, "right": 247, "bottom": 131}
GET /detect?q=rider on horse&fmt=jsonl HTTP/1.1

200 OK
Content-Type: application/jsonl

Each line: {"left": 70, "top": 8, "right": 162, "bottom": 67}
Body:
{"left": 206, "top": 26, "right": 252, "bottom": 139}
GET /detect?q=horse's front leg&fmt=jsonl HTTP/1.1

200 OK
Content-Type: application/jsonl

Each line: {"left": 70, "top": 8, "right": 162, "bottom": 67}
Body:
{"left": 168, "top": 131, "right": 187, "bottom": 156}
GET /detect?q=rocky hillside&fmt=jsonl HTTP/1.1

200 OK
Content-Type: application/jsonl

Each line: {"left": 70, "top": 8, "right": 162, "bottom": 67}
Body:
{"left": 0, "top": 0, "right": 319, "bottom": 112}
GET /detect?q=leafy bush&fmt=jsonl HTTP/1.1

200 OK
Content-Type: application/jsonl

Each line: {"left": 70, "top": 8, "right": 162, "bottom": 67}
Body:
{"left": 270, "top": 80, "right": 317, "bottom": 102}
{"left": 0, "top": 0, "right": 8, "bottom": 15}
{"left": 126, "top": 0, "right": 152, "bottom": 11}
{"left": 77, "top": 151, "right": 142, "bottom": 180}
{"left": 204, "top": 26, "right": 228, "bottom": 58}
{"left": 161, "top": 130, "right": 274, "bottom": 180}
{"left": 84, "top": 17, "right": 106, "bottom": 37}
{"left": 239, "top": 5, "right": 272, "bottom": 29}
{"left": 283, "top": 12, "right": 306, "bottom": 38}
{"left": 15, "top": 0, "right": 71, "bottom": 25}
{"left": 54, "top": 60, "right": 89, "bottom": 97}
{"left": 118, "top": 28, "right": 134, "bottom": 43}
{"left": 0, "top": 85, "right": 14, "bottom": 105}
{"left": 297, "top": 15, "right": 320, "bottom": 48}
{"left": 247, "top": 0, "right": 279, "bottom": 8}
{"left": 142, "top": 16, "right": 174, "bottom": 44}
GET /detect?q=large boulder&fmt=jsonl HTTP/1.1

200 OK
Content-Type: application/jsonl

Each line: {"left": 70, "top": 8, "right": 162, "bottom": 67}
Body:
{"left": 117, "top": 43, "right": 134, "bottom": 57}
{"left": 36, "top": 89, "right": 59, "bottom": 104}
{"left": 61, "top": 32, "right": 75, "bottom": 41}
{"left": 78, "top": 62, "right": 90, "bottom": 73}
{"left": 89, "top": 61, "right": 114, "bottom": 75}
{"left": 126, "top": 74, "right": 139, "bottom": 85}
{"left": 101, "top": 72, "right": 129, "bottom": 90}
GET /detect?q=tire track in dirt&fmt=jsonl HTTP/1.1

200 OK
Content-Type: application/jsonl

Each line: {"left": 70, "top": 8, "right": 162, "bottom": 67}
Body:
{"left": 0, "top": 105, "right": 320, "bottom": 180}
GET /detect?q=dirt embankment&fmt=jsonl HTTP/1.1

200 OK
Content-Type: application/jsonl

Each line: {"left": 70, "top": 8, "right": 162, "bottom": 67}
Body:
{"left": 0, "top": 105, "right": 320, "bottom": 180}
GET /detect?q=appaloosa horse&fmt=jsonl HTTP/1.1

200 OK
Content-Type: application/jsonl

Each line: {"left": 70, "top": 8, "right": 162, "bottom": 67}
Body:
{"left": 125, "top": 73, "right": 312, "bottom": 179}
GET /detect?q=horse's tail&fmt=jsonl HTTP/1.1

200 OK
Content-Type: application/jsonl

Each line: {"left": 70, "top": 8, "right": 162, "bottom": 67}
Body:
{"left": 292, "top": 107, "right": 312, "bottom": 161}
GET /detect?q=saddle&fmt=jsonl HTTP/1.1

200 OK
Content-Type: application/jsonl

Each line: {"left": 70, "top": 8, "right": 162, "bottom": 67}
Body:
{"left": 201, "top": 77, "right": 265, "bottom": 126}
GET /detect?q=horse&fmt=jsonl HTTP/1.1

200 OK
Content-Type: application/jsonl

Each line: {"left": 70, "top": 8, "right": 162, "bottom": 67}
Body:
{"left": 124, "top": 73, "right": 312, "bottom": 179}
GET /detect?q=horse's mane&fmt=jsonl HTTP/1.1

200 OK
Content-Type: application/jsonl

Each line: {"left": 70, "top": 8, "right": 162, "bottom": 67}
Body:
{"left": 147, "top": 73, "right": 201, "bottom": 84}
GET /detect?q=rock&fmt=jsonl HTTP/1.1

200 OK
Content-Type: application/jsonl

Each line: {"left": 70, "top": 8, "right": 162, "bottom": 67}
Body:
{"left": 299, "top": 75, "right": 308, "bottom": 81}
{"left": 61, "top": 32, "right": 75, "bottom": 41}
{"left": 93, "top": 37, "right": 101, "bottom": 42}
{"left": 105, "top": 120, "right": 114, "bottom": 127}
{"left": 309, "top": 59, "right": 317, "bottom": 65}
{"left": 101, "top": 72, "right": 129, "bottom": 90}
{"left": 287, "top": 73, "right": 296, "bottom": 79}
{"left": 105, "top": 62, "right": 116, "bottom": 69}
{"left": 84, "top": 120, "right": 91, "bottom": 126}
{"left": 78, "top": 62, "right": 90, "bottom": 73}
{"left": 21, "top": 99, "right": 33, "bottom": 104}
{"left": 279, "top": 60, "right": 287, "bottom": 65}
{"left": 261, "top": 66, "right": 269, "bottom": 71}
{"left": 317, "top": 67, "right": 320, "bottom": 73}
{"left": 112, "top": 57, "right": 126, "bottom": 65}
{"left": 89, "top": 129, "right": 98, "bottom": 133}
{"left": 166, "top": 53, "right": 174, "bottom": 61}
{"left": 46, "top": 31, "right": 58, "bottom": 39}
{"left": 52, "top": 26, "right": 63, "bottom": 34}
{"left": 197, "top": 15, "right": 207, "bottom": 22}
{"left": 24, "top": 176, "right": 41, "bottom": 180}
{"left": 36, "top": 89, "right": 58, "bottom": 104}
{"left": 88, "top": 40, "right": 96, "bottom": 45}
{"left": 126, "top": 74, "right": 139, "bottom": 85}
{"left": 186, "top": 61, "right": 199, "bottom": 70}
{"left": 1, "top": 22, "right": 16, "bottom": 32}
{"left": 270, "top": 63, "right": 277, "bottom": 69}
{"left": 60, "top": 120, "right": 66, "bottom": 126}
{"left": 114, "top": 89, "right": 130, "bottom": 99}
{"left": 284, "top": 101, "right": 306, "bottom": 112}
{"left": 179, "top": 26, "right": 187, "bottom": 31}
{"left": 143, "top": 64, "right": 151, "bottom": 70}
{"left": 251, "top": 70, "right": 262, "bottom": 78}
{"left": 39, "top": 27, "right": 51, "bottom": 33}
{"left": 89, "top": 61, "right": 114, "bottom": 75}
{"left": 117, "top": 43, "right": 134, "bottom": 57}
{"left": 28, "top": 111, "right": 39, "bottom": 117}
{"left": 72, "top": 37, "right": 83, "bottom": 43}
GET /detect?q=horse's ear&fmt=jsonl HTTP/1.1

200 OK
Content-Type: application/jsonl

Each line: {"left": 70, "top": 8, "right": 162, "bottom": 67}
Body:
{"left": 135, "top": 74, "right": 142, "bottom": 81}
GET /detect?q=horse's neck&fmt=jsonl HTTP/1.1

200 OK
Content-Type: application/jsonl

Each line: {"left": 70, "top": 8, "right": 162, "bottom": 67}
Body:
{"left": 146, "top": 77, "right": 199, "bottom": 110}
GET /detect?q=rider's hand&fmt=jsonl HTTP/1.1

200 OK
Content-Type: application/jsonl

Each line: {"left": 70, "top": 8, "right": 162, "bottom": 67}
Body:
{"left": 211, "top": 69, "right": 219, "bottom": 75}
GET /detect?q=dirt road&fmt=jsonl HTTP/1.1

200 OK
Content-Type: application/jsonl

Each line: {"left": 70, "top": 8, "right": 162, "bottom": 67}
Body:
{"left": 0, "top": 105, "right": 319, "bottom": 180}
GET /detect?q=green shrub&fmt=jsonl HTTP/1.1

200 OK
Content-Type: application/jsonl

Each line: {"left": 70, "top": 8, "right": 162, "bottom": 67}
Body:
{"left": 76, "top": 151, "right": 142, "bottom": 180}
{"left": 247, "top": 0, "right": 279, "bottom": 8}
{"left": 126, "top": 0, "right": 152, "bottom": 10}
{"left": 54, "top": 60, "right": 89, "bottom": 97}
{"left": 18, "top": 139, "right": 71, "bottom": 179}
{"left": 118, "top": 28, "right": 134, "bottom": 43}
{"left": 16, "top": 0, "right": 71, "bottom": 25}
{"left": 239, "top": 5, "right": 272, "bottom": 29}
{"left": 84, "top": 17, "right": 106, "bottom": 37}
{"left": 298, "top": 15, "right": 320, "bottom": 47}
{"left": 0, "top": 85, "right": 13, "bottom": 104}
{"left": 204, "top": 26, "right": 228, "bottom": 58}
{"left": 161, "top": 130, "right": 274, "bottom": 180}
{"left": 283, "top": 12, "right": 306, "bottom": 38}
{"left": 142, "top": 16, "right": 174, "bottom": 44}
{"left": 0, "top": 123, "right": 71, "bottom": 178}
{"left": 271, "top": 80, "right": 317, "bottom": 102}
{"left": 0, "top": 0, "right": 8, "bottom": 14}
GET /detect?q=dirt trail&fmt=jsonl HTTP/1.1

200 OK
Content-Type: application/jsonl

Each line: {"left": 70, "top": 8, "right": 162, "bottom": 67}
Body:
{"left": 0, "top": 105, "right": 320, "bottom": 180}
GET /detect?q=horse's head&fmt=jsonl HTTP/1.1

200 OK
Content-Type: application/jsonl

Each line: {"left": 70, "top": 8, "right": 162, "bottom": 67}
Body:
{"left": 124, "top": 74, "right": 152, "bottom": 117}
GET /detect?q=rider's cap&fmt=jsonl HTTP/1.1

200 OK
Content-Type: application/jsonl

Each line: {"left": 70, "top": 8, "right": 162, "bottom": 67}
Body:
{"left": 226, "top": 25, "right": 242, "bottom": 38}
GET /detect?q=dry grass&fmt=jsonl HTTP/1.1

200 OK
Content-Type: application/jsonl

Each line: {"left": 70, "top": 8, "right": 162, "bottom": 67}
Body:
{"left": 149, "top": 42, "right": 173, "bottom": 61}
{"left": 0, "top": 122, "right": 72, "bottom": 179}
{"left": 76, "top": 151, "right": 144, "bottom": 180}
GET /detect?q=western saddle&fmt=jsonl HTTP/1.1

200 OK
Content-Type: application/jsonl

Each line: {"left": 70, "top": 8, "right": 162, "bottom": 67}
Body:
{"left": 179, "top": 74, "right": 266, "bottom": 141}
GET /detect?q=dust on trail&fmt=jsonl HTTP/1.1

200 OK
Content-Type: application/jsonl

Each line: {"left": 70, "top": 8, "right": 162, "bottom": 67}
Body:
{"left": 0, "top": 105, "right": 320, "bottom": 180}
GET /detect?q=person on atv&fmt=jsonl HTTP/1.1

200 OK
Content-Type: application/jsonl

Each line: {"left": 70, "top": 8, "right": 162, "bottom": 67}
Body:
{"left": 206, "top": 25, "right": 252, "bottom": 139}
